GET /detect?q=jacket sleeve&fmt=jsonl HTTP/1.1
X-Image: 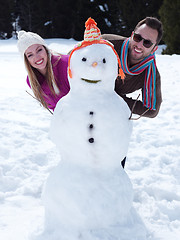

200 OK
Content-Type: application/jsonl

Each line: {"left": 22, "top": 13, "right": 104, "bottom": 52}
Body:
{"left": 116, "top": 70, "right": 162, "bottom": 118}
{"left": 26, "top": 76, "right": 31, "bottom": 88}
{"left": 102, "top": 34, "right": 125, "bottom": 41}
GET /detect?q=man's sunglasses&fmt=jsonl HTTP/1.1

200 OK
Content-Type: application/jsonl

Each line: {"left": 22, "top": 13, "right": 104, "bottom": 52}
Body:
{"left": 132, "top": 32, "right": 155, "bottom": 48}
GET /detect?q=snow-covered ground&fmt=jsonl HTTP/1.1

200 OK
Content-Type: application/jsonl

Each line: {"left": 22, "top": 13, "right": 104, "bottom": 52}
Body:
{"left": 0, "top": 38, "right": 179, "bottom": 240}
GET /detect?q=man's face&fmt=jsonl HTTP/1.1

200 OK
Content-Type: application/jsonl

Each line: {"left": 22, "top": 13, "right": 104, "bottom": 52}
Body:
{"left": 129, "top": 24, "right": 158, "bottom": 65}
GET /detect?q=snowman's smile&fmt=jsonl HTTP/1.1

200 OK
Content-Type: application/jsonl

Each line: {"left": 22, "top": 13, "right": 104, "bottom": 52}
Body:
{"left": 81, "top": 78, "right": 101, "bottom": 84}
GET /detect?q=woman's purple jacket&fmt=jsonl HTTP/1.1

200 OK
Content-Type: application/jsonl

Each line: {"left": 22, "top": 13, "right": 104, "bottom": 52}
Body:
{"left": 26, "top": 54, "right": 70, "bottom": 111}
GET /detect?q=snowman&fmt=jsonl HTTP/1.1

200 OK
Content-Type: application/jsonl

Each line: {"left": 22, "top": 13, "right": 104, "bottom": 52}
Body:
{"left": 39, "top": 18, "right": 146, "bottom": 240}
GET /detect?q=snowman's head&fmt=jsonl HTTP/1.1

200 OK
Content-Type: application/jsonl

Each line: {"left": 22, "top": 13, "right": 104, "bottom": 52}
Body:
{"left": 68, "top": 18, "right": 125, "bottom": 93}
{"left": 68, "top": 43, "right": 119, "bottom": 91}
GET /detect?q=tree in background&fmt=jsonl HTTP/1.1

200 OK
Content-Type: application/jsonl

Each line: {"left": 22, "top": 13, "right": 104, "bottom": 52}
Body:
{"left": 43, "top": 0, "right": 78, "bottom": 39}
{"left": 71, "top": 0, "right": 123, "bottom": 40}
{"left": 67, "top": 0, "right": 164, "bottom": 40}
{"left": 3, "top": 0, "right": 179, "bottom": 56}
{"left": 16, "top": 0, "right": 47, "bottom": 34}
{"left": 15, "top": 0, "right": 80, "bottom": 39}
{"left": 0, "top": 0, "right": 13, "bottom": 38}
{"left": 117, "top": 0, "right": 163, "bottom": 37}
{"left": 14, "top": 0, "right": 124, "bottom": 40}
{"left": 159, "top": 0, "right": 180, "bottom": 54}
{"left": 1, "top": 0, "right": 164, "bottom": 40}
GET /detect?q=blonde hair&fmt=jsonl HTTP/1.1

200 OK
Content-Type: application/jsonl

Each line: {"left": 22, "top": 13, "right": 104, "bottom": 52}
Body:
{"left": 24, "top": 46, "right": 60, "bottom": 109}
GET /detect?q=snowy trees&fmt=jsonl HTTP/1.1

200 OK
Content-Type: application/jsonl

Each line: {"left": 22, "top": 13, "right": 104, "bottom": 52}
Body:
{"left": 117, "top": 0, "right": 163, "bottom": 36}
{"left": 0, "top": 0, "right": 13, "bottom": 38}
{"left": 0, "top": 0, "right": 163, "bottom": 40}
{"left": 159, "top": 0, "right": 180, "bottom": 54}
{"left": 1, "top": 0, "right": 180, "bottom": 54}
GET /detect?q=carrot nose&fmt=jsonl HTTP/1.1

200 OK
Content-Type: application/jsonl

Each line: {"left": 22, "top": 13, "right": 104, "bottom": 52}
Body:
{"left": 92, "top": 62, "right": 98, "bottom": 67}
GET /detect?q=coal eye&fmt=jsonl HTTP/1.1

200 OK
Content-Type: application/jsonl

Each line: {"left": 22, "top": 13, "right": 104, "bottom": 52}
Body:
{"left": 82, "top": 57, "right": 87, "bottom": 62}
{"left": 103, "top": 58, "right": 106, "bottom": 63}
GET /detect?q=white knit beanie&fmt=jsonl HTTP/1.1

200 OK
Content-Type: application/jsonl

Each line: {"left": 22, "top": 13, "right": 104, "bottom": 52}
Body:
{"left": 17, "top": 30, "right": 47, "bottom": 56}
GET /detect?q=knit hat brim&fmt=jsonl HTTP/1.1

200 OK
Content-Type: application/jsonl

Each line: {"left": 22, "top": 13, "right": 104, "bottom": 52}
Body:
{"left": 17, "top": 30, "right": 47, "bottom": 56}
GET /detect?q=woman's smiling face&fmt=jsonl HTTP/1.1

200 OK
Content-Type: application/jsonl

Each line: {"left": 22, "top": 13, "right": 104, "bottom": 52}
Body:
{"left": 25, "top": 44, "right": 48, "bottom": 75}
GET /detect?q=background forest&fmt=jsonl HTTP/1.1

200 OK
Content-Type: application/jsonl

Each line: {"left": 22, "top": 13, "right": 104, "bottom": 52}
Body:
{"left": 0, "top": 0, "right": 180, "bottom": 54}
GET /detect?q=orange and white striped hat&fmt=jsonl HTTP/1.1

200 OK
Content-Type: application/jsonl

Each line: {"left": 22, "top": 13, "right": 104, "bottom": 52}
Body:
{"left": 68, "top": 17, "right": 125, "bottom": 80}
{"left": 84, "top": 17, "right": 101, "bottom": 41}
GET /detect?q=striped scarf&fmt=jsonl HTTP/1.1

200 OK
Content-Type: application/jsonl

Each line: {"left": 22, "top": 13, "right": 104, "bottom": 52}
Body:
{"left": 120, "top": 38, "right": 157, "bottom": 110}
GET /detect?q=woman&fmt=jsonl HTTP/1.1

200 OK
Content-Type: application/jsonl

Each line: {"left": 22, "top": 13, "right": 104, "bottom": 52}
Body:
{"left": 17, "top": 30, "right": 70, "bottom": 112}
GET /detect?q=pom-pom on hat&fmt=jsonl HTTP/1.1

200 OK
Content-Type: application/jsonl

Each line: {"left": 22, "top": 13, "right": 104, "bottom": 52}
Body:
{"left": 68, "top": 17, "right": 125, "bottom": 80}
{"left": 17, "top": 30, "right": 47, "bottom": 56}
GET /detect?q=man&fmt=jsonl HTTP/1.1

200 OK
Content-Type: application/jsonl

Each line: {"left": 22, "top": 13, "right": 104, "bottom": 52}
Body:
{"left": 102, "top": 17, "right": 163, "bottom": 119}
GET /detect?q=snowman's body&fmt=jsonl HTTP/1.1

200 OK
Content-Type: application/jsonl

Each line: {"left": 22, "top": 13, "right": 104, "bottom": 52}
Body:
{"left": 41, "top": 43, "right": 146, "bottom": 239}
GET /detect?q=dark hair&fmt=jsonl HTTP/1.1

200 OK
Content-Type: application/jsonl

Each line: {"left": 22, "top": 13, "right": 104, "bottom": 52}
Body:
{"left": 134, "top": 17, "right": 163, "bottom": 45}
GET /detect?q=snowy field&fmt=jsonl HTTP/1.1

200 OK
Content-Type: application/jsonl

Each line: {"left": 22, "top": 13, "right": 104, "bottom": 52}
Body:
{"left": 0, "top": 38, "right": 180, "bottom": 240}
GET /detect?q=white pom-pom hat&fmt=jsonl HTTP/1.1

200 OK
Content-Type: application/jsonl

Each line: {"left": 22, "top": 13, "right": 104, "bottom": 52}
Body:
{"left": 17, "top": 30, "right": 47, "bottom": 56}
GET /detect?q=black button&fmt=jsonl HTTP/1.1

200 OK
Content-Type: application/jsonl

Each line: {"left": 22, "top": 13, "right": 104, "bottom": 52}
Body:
{"left": 89, "top": 124, "right": 94, "bottom": 129}
{"left": 89, "top": 111, "right": 94, "bottom": 115}
{"left": 88, "top": 138, "right": 94, "bottom": 143}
